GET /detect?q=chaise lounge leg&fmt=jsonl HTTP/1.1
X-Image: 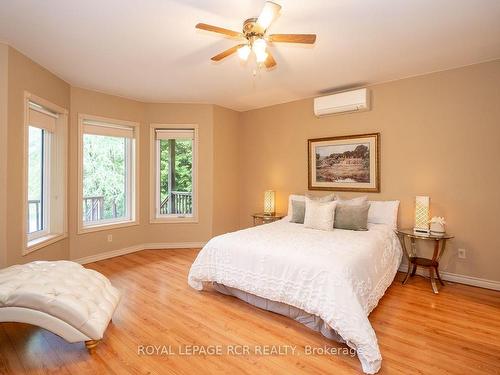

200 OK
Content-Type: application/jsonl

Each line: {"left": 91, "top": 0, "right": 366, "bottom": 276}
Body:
{"left": 85, "top": 339, "right": 101, "bottom": 353}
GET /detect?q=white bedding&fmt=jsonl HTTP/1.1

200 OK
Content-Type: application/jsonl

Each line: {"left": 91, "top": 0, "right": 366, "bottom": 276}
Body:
{"left": 188, "top": 219, "right": 402, "bottom": 374}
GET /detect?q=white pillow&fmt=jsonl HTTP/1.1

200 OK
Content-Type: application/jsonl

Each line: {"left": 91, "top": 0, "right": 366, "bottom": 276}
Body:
{"left": 335, "top": 196, "right": 368, "bottom": 206}
{"left": 287, "top": 193, "right": 335, "bottom": 219}
{"left": 306, "top": 193, "right": 335, "bottom": 202}
{"left": 367, "top": 200, "right": 400, "bottom": 229}
{"left": 304, "top": 198, "right": 337, "bottom": 231}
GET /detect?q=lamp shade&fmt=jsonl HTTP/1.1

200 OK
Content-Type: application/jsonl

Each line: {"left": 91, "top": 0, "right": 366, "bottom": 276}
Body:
{"left": 237, "top": 45, "right": 251, "bottom": 61}
{"left": 256, "top": 1, "right": 281, "bottom": 30}
{"left": 252, "top": 38, "right": 267, "bottom": 55}
{"left": 263, "top": 190, "right": 276, "bottom": 216}
{"left": 414, "top": 196, "right": 430, "bottom": 233}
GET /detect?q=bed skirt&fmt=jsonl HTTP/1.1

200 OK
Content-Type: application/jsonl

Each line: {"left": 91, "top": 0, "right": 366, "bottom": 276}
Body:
{"left": 213, "top": 282, "right": 345, "bottom": 344}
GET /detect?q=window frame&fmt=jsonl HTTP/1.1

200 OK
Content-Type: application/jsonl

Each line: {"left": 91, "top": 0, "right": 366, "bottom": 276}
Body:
{"left": 23, "top": 92, "right": 68, "bottom": 255}
{"left": 77, "top": 114, "right": 140, "bottom": 234}
{"left": 149, "top": 123, "right": 199, "bottom": 224}
{"left": 27, "top": 126, "right": 51, "bottom": 241}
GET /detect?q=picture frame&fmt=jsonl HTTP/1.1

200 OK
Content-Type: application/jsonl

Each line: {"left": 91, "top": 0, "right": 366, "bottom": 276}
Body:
{"left": 308, "top": 133, "right": 380, "bottom": 192}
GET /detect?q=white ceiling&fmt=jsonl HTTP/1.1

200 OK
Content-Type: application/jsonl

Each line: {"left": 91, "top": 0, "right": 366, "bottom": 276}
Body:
{"left": 1, "top": 0, "right": 499, "bottom": 111}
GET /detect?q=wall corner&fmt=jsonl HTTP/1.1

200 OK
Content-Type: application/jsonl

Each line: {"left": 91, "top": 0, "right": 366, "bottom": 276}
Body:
{"left": 0, "top": 43, "right": 9, "bottom": 268}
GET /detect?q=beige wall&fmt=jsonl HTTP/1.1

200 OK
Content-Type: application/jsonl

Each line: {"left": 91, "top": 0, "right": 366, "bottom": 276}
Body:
{"left": 3, "top": 44, "right": 499, "bottom": 283}
{"left": 6, "top": 46, "right": 70, "bottom": 266}
{"left": 69, "top": 92, "right": 223, "bottom": 259}
{"left": 212, "top": 106, "right": 241, "bottom": 236}
{"left": 0, "top": 43, "right": 8, "bottom": 268}
{"left": 4, "top": 46, "right": 236, "bottom": 265}
{"left": 239, "top": 60, "right": 500, "bottom": 282}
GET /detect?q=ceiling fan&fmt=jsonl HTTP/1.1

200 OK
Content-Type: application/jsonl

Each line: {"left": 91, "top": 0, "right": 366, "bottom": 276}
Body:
{"left": 195, "top": 1, "right": 316, "bottom": 69}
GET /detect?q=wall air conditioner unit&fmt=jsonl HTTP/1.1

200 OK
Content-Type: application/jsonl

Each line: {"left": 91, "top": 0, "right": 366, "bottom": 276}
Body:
{"left": 314, "top": 88, "right": 370, "bottom": 117}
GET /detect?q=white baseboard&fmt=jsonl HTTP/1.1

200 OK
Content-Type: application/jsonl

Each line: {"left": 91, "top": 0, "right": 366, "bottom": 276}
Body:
{"left": 74, "top": 244, "right": 144, "bottom": 265}
{"left": 145, "top": 242, "right": 206, "bottom": 250}
{"left": 398, "top": 263, "right": 500, "bottom": 291}
{"left": 74, "top": 242, "right": 206, "bottom": 265}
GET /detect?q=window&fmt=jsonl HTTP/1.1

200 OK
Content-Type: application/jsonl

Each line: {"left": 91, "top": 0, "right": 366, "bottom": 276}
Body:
{"left": 79, "top": 115, "right": 139, "bottom": 232}
{"left": 27, "top": 125, "right": 49, "bottom": 238}
{"left": 151, "top": 125, "right": 198, "bottom": 222}
{"left": 24, "top": 94, "right": 68, "bottom": 253}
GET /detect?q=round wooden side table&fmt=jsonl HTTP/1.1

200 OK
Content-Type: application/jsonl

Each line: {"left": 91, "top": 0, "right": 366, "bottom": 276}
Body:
{"left": 396, "top": 229, "right": 454, "bottom": 294}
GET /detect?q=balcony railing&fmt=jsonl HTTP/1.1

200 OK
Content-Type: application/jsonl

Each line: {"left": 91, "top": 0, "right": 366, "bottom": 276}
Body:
{"left": 83, "top": 196, "right": 104, "bottom": 222}
{"left": 28, "top": 199, "right": 42, "bottom": 232}
{"left": 30, "top": 196, "right": 123, "bottom": 229}
{"left": 160, "top": 191, "right": 192, "bottom": 215}
{"left": 33, "top": 193, "right": 192, "bottom": 225}
{"left": 82, "top": 196, "right": 119, "bottom": 222}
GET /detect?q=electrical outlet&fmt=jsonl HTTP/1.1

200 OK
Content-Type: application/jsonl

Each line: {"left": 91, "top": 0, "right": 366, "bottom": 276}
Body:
{"left": 458, "top": 248, "right": 466, "bottom": 259}
{"left": 107, "top": 234, "right": 113, "bottom": 243}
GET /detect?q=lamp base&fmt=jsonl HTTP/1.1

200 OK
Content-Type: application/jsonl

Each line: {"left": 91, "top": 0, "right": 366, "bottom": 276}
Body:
{"left": 413, "top": 227, "right": 430, "bottom": 234}
{"left": 263, "top": 212, "right": 275, "bottom": 217}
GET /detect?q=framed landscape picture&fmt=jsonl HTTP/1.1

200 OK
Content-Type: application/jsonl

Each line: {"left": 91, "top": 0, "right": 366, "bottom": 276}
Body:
{"left": 308, "top": 133, "right": 380, "bottom": 192}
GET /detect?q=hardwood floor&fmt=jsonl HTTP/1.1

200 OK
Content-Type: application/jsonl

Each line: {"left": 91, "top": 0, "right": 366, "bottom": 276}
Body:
{"left": 1, "top": 249, "right": 499, "bottom": 375}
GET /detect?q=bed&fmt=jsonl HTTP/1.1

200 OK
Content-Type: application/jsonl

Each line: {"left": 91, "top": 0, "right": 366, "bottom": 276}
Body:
{"left": 188, "top": 197, "right": 402, "bottom": 374}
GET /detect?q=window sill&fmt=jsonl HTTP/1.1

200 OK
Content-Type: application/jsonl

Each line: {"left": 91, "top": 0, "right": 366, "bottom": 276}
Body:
{"left": 78, "top": 220, "right": 139, "bottom": 234}
{"left": 150, "top": 216, "right": 199, "bottom": 224}
{"left": 24, "top": 233, "right": 67, "bottom": 255}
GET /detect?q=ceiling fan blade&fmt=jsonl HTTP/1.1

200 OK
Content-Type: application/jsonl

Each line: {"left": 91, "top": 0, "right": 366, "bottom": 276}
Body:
{"left": 257, "top": 1, "right": 282, "bottom": 30}
{"left": 195, "top": 23, "right": 243, "bottom": 38}
{"left": 211, "top": 44, "right": 246, "bottom": 61}
{"left": 264, "top": 51, "right": 277, "bottom": 69}
{"left": 269, "top": 34, "right": 317, "bottom": 44}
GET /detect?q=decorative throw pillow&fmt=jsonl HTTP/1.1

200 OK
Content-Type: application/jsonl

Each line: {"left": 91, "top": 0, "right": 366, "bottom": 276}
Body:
{"left": 335, "top": 195, "right": 368, "bottom": 206}
{"left": 288, "top": 193, "right": 335, "bottom": 223}
{"left": 367, "top": 200, "right": 400, "bottom": 229}
{"left": 290, "top": 200, "right": 306, "bottom": 223}
{"left": 287, "top": 194, "right": 305, "bottom": 219}
{"left": 334, "top": 203, "right": 370, "bottom": 231}
{"left": 305, "top": 193, "right": 335, "bottom": 202}
{"left": 304, "top": 198, "right": 337, "bottom": 231}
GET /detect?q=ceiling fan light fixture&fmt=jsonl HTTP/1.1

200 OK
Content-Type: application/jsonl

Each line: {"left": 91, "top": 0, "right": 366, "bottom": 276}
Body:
{"left": 237, "top": 45, "right": 251, "bottom": 61}
{"left": 252, "top": 38, "right": 267, "bottom": 54}
{"left": 257, "top": 1, "right": 281, "bottom": 30}
{"left": 255, "top": 49, "right": 268, "bottom": 63}
{"left": 197, "top": 0, "right": 316, "bottom": 71}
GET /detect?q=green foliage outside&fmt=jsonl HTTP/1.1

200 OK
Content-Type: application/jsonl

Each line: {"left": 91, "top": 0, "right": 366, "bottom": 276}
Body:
{"left": 27, "top": 126, "right": 43, "bottom": 232}
{"left": 79, "top": 135, "right": 193, "bottom": 220}
{"left": 83, "top": 134, "right": 127, "bottom": 220}
{"left": 159, "top": 139, "right": 192, "bottom": 205}
{"left": 28, "top": 126, "right": 43, "bottom": 201}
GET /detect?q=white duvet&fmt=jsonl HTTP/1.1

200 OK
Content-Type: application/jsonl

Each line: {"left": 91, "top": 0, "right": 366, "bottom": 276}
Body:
{"left": 188, "top": 219, "right": 402, "bottom": 374}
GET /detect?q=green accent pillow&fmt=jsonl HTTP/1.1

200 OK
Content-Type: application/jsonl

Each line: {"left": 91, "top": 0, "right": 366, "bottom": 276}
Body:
{"left": 334, "top": 203, "right": 370, "bottom": 231}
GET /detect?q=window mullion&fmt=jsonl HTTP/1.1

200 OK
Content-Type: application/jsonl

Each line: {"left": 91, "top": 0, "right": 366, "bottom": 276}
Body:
{"left": 43, "top": 130, "right": 51, "bottom": 235}
{"left": 156, "top": 140, "right": 161, "bottom": 217}
{"left": 127, "top": 138, "right": 133, "bottom": 220}
{"left": 168, "top": 138, "right": 175, "bottom": 215}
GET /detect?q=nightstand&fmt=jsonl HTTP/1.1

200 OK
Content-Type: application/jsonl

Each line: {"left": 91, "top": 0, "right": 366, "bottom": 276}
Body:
{"left": 252, "top": 213, "right": 285, "bottom": 226}
{"left": 397, "top": 229, "right": 454, "bottom": 294}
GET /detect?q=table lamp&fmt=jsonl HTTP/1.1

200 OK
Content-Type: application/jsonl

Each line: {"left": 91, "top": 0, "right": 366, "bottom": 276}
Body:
{"left": 263, "top": 190, "right": 275, "bottom": 216}
{"left": 414, "top": 196, "right": 430, "bottom": 234}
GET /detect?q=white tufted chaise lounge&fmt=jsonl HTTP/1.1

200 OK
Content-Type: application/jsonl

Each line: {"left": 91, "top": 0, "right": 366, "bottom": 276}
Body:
{"left": 0, "top": 260, "right": 121, "bottom": 352}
